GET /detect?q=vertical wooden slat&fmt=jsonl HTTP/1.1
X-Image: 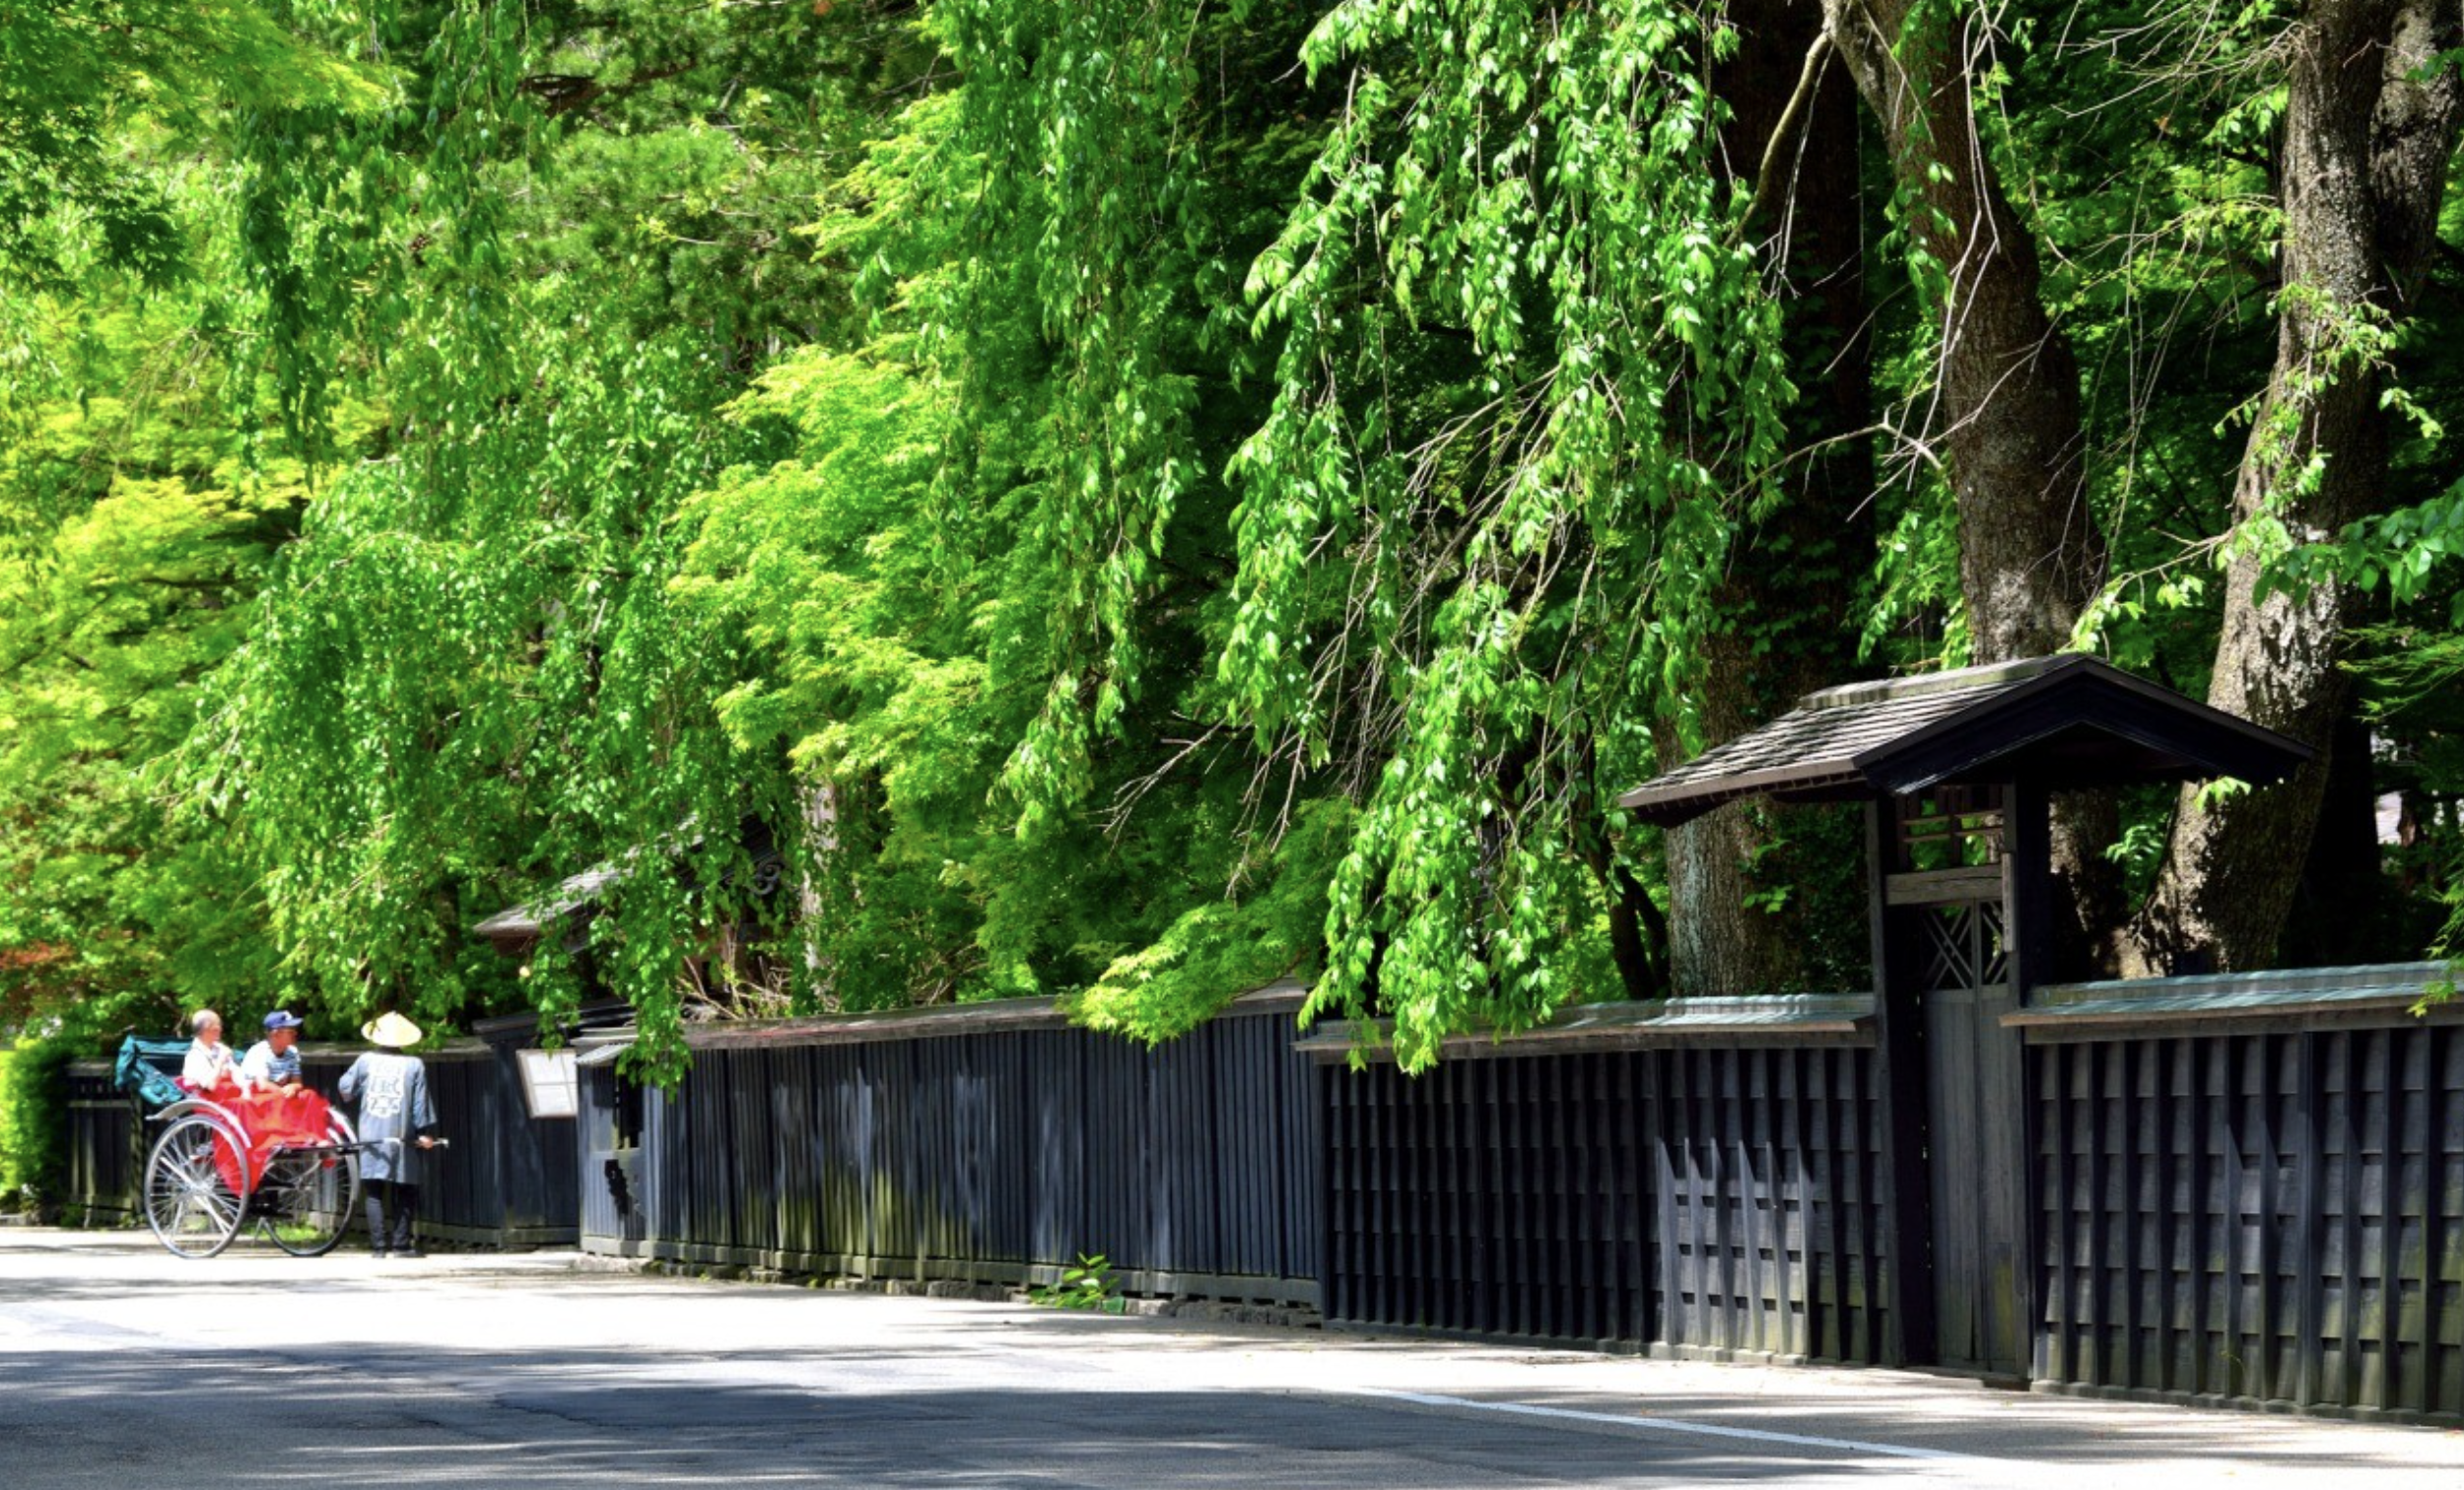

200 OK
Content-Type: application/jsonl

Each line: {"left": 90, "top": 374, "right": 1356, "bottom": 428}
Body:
{"left": 2335, "top": 1030, "right": 2366, "bottom": 1409}
{"left": 2220, "top": 1034, "right": 2249, "bottom": 1402}
{"left": 1739, "top": 1050, "right": 1766, "bottom": 1354}
{"left": 1800, "top": 1049, "right": 1829, "bottom": 1361}
{"left": 1361, "top": 1063, "right": 1385, "bottom": 1325}
{"left": 1781, "top": 1049, "right": 1803, "bottom": 1356}
{"left": 2420, "top": 1025, "right": 2453, "bottom": 1417}
{"left": 2124, "top": 1040, "right": 2151, "bottom": 1389}
{"left": 2175, "top": 1038, "right": 2205, "bottom": 1397}
{"left": 2291, "top": 1032, "right": 2322, "bottom": 1409}
{"left": 1682, "top": 1049, "right": 1710, "bottom": 1350}
{"left": 1653, "top": 1048, "right": 1682, "bottom": 1350}
{"left": 2263, "top": 1033, "right": 2289, "bottom": 1402}
{"left": 1324, "top": 1065, "right": 1349, "bottom": 1321}
{"left": 1848, "top": 1043, "right": 1882, "bottom": 1364}
{"left": 2077, "top": 1039, "right": 2106, "bottom": 1388}
{"left": 2039, "top": 1043, "right": 2067, "bottom": 1385}
{"left": 2374, "top": 1026, "right": 2403, "bottom": 1413}
{"left": 2437, "top": 1025, "right": 2464, "bottom": 1417}
{"left": 1617, "top": 1050, "right": 1646, "bottom": 1346}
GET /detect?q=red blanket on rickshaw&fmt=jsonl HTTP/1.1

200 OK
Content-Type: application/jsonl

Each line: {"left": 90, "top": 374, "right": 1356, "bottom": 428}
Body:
{"left": 190, "top": 1077, "right": 336, "bottom": 1193}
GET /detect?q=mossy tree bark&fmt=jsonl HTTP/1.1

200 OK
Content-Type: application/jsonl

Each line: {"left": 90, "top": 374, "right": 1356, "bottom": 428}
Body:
{"left": 2129, "top": 0, "right": 2464, "bottom": 974}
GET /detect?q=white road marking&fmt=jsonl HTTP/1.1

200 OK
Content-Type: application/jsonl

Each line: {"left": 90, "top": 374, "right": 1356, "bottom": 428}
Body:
{"left": 1341, "top": 1386, "right": 2016, "bottom": 1464}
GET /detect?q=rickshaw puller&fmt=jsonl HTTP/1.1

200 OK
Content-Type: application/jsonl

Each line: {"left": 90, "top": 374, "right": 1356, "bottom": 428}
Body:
{"left": 339, "top": 1012, "right": 440, "bottom": 1258}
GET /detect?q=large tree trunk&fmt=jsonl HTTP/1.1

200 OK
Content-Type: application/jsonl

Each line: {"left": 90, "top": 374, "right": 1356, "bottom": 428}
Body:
{"left": 2276, "top": 711, "right": 2393, "bottom": 965}
{"left": 1819, "top": 0, "right": 2121, "bottom": 973}
{"left": 2128, "top": 0, "right": 2464, "bottom": 975}
{"left": 1818, "top": 0, "right": 2102, "bottom": 656}
{"left": 1661, "top": 0, "right": 1875, "bottom": 996}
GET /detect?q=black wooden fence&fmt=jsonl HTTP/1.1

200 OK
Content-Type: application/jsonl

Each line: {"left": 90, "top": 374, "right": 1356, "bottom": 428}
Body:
{"left": 2016, "top": 972, "right": 2464, "bottom": 1424}
{"left": 578, "top": 985, "right": 1320, "bottom": 1304}
{"left": 63, "top": 1032, "right": 577, "bottom": 1250}
{"left": 62, "top": 1062, "right": 138, "bottom": 1227}
{"left": 1310, "top": 969, "right": 2464, "bottom": 1425}
{"left": 1309, "top": 998, "right": 1897, "bottom": 1365}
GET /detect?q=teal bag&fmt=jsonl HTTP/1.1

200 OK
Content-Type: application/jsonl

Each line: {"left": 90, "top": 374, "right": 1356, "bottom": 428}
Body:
{"left": 112, "top": 1035, "right": 192, "bottom": 1112}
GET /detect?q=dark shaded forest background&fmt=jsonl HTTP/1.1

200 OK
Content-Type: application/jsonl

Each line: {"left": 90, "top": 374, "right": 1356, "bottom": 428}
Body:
{"left": 5, "top": 0, "right": 2463, "bottom": 1115}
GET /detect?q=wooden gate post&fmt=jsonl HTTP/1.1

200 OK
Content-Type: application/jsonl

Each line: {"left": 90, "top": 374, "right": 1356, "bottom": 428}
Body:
{"left": 1865, "top": 799, "right": 1937, "bottom": 1368}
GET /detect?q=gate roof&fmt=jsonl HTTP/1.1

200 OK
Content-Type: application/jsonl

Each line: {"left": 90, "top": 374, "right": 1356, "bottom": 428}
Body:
{"left": 1617, "top": 654, "right": 2311, "bottom": 827}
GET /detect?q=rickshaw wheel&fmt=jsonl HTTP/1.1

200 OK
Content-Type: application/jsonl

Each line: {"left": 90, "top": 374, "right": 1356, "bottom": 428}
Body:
{"left": 258, "top": 1124, "right": 362, "bottom": 1257}
{"left": 144, "top": 1113, "right": 248, "bottom": 1259}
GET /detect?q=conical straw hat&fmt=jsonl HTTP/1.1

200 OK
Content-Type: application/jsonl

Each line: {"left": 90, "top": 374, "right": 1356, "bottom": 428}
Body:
{"left": 361, "top": 1011, "right": 424, "bottom": 1049}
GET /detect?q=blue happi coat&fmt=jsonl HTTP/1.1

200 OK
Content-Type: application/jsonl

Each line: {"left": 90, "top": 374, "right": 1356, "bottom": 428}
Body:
{"left": 338, "top": 1050, "right": 438, "bottom": 1184}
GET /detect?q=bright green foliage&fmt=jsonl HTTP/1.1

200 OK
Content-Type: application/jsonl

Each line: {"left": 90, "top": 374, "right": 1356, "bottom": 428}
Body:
{"left": 0, "top": 474, "right": 296, "bottom": 1022}
{"left": 0, "top": 150, "right": 307, "bottom": 1041}
{"left": 650, "top": 3, "right": 1354, "bottom": 1035}
{"left": 13, "top": 0, "right": 2464, "bottom": 1089}
{"left": 808, "top": 0, "right": 1794, "bottom": 1065}
{"left": 1210, "top": 0, "right": 1790, "bottom": 1064}
{"left": 1066, "top": 798, "right": 1355, "bottom": 1043}
{"left": 674, "top": 352, "right": 985, "bottom": 1004}
{"left": 0, "top": 0, "right": 376, "bottom": 292}
{"left": 176, "top": 0, "right": 1349, "bottom": 1074}
{"left": 225, "top": 1, "right": 886, "bottom": 454}
{"left": 673, "top": 335, "right": 1342, "bottom": 1030}
{"left": 193, "top": 334, "right": 778, "bottom": 1075}
{"left": 918, "top": 0, "right": 1309, "bottom": 829}
{"left": 0, "top": 1036, "right": 76, "bottom": 1209}
{"left": 2289, "top": 492, "right": 2464, "bottom": 621}
{"left": 165, "top": 2, "right": 898, "bottom": 1077}
{"left": 1027, "top": 1252, "right": 1126, "bottom": 1311}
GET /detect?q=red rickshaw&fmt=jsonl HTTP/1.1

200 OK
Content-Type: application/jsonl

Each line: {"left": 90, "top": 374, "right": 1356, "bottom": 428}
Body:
{"left": 116, "top": 1036, "right": 368, "bottom": 1259}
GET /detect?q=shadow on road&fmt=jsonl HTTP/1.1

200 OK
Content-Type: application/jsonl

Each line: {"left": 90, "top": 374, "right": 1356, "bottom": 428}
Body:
{"left": 4, "top": 1234, "right": 2460, "bottom": 1487}
{"left": 0, "top": 1343, "right": 1876, "bottom": 1489}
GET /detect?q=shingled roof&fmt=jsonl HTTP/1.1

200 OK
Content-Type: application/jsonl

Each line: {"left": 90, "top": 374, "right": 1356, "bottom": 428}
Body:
{"left": 473, "top": 861, "right": 634, "bottom": 953}
{"left": 473, "top": 817, "right": 791, "bottom": 955}
{"left": 1616, "top": 655, "right": 2312, "bottom": 827}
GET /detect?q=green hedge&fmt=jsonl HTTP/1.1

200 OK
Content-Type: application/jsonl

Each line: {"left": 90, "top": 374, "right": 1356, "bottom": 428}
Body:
{"left": 0, "top": 1037, "right": 77, "bottom": 1211}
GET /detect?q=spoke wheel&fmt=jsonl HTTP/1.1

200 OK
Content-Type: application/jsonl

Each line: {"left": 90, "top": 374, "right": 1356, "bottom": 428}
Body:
{"left": 144, "top": 1114, "right": 248, "bottom": 1259}
{"left": 257, "top": 1130, "right": 361, "bottom": 1257}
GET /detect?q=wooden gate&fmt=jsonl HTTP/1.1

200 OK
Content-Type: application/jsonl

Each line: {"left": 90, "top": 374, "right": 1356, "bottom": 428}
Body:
{"left": 1900, "top": 890, "right": 2031, "bottom": 1374}
{"left": 1880, "top": 787, "right": 2036, "bottom": 1378}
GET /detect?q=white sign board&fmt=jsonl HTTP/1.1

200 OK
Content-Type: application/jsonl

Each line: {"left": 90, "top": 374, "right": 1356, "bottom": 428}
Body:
{"left": 516, "top": 1048, "right": 580, "bottom": 1119}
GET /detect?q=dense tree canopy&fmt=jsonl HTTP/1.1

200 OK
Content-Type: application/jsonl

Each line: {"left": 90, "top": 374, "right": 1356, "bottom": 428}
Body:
{"left": 5, "top": 0, "right": 2464, "bottom": 1078}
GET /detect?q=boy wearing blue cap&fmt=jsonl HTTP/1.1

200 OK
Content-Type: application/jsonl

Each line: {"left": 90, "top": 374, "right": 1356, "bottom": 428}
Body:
{"left": 240, "top": 1010, "right": 307, "bottom": 1096}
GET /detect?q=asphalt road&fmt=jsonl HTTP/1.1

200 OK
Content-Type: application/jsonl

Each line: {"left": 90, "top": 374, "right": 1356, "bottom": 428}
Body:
{"left": 2, "top": 1229, "right": 2460, "bottom": 1488}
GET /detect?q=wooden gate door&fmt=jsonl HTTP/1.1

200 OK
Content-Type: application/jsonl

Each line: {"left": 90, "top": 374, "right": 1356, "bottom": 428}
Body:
{"left": 1881, "top": 786, "right": 2036, "bottom": 1379}
{"left": 1903, "top": 890, "right": 2031, "bottom": 1375}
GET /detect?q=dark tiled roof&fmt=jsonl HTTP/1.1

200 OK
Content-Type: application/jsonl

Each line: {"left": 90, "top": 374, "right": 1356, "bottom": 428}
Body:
{"left": 472, "top": 816, "right": 789, "bottom": 948}
{"left": 1621, "top": 674, "right": 2016, "bottom": 814}
{"left": 1617, "top": 654, "right": 2310, "bottom": 826}
{"left": 2011, "top": 963, "right": 2453, "bottom": 1035}
{"left": 1293, "top": 992, "right": 1877, "bottom": 1064}
{"left": 472, "top": 864, "right": 632, "bottom": 943}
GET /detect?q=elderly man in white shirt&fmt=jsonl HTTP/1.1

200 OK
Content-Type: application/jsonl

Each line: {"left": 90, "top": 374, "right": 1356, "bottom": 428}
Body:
{"left": 180, "top": 1009, "right": 241, "bottom": 1091}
